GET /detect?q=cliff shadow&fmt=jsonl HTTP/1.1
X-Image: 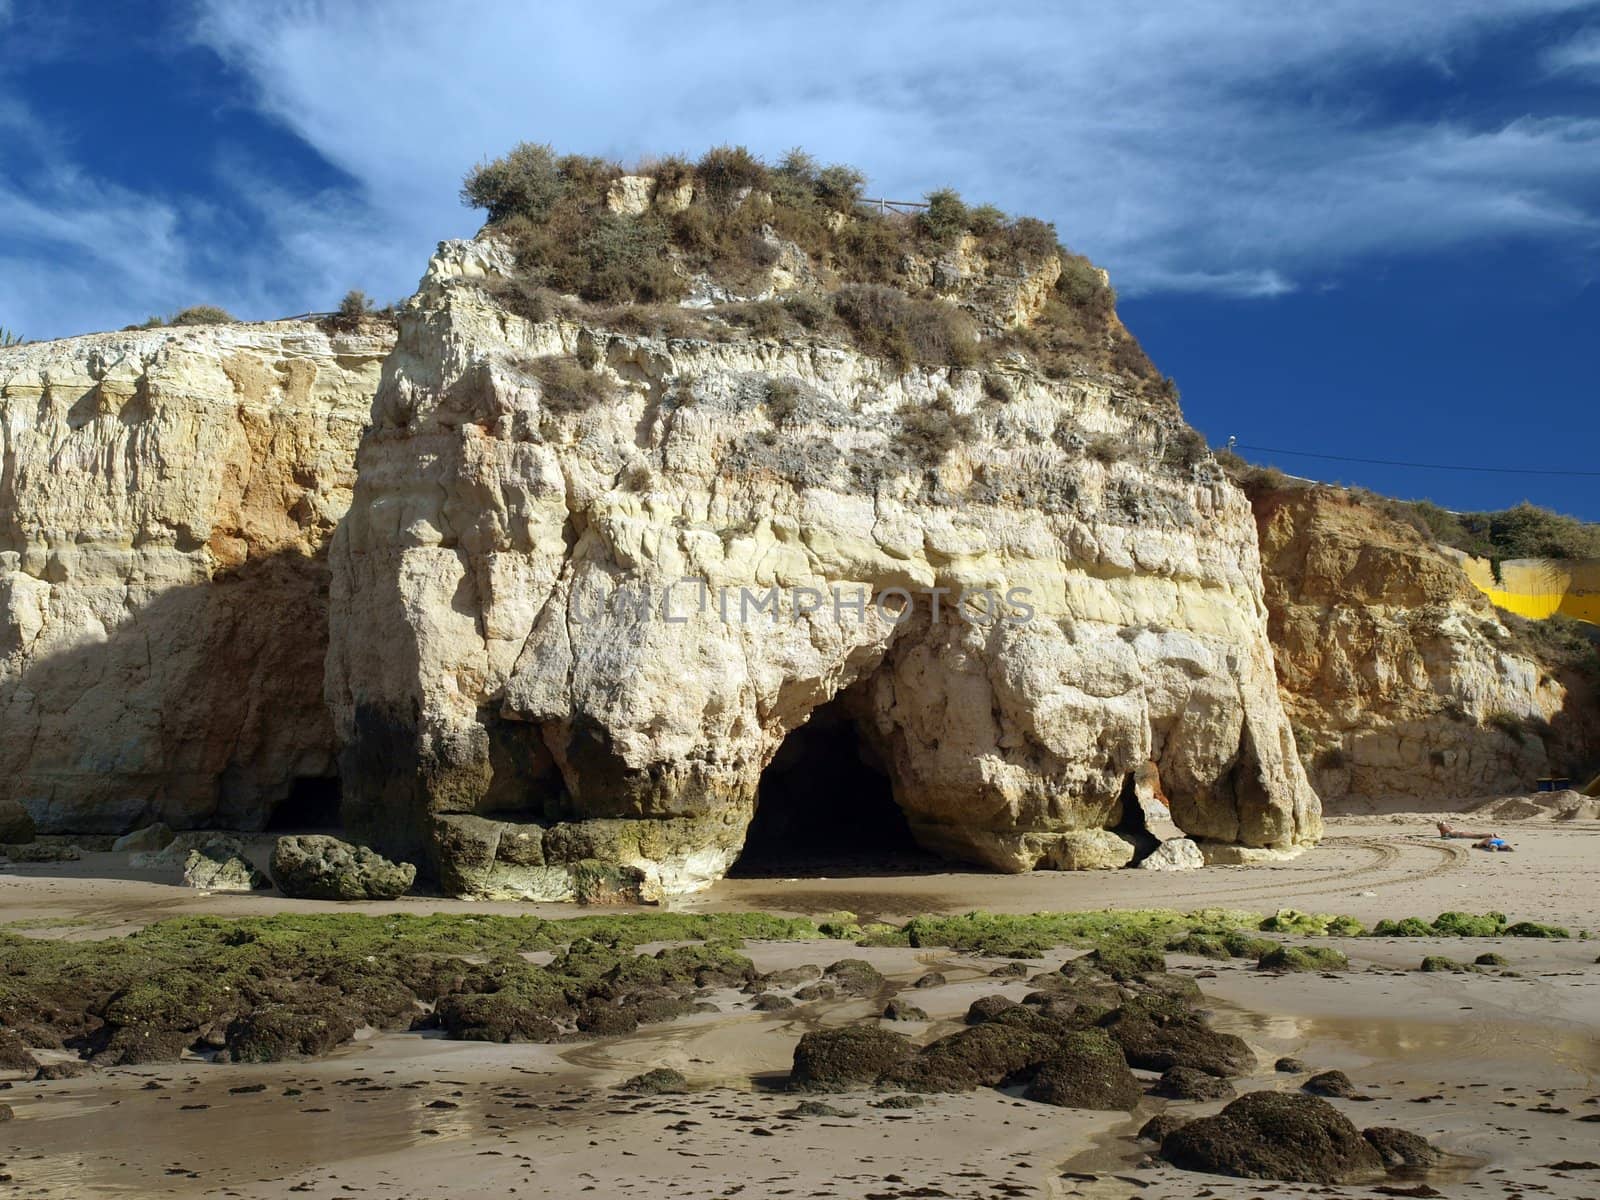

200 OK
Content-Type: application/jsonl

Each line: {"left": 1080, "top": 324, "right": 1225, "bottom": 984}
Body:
{"left": 728, "top": 694, "right": 944, "bottom": 878}
{"left": 0, "top": 550, "right": 344, "bottom": 842}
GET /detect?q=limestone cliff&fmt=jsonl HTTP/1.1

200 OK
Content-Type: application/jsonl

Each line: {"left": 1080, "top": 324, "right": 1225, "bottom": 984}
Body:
{"left": 326, "top": 222, "right": 1319, "bottom": 900}
{"left": 0, "top": 320, "right": 394, "bottom": 832}
{"left": 1249, "top": 483, "right": 1599, "bottom": 807}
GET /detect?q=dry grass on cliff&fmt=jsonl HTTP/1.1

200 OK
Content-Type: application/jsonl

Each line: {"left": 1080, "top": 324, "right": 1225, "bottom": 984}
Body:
{"left": 460, "top": 142, "right": 1146, "bottom": 385}
{"left": 517, "top": 355, "right": 615, "bottom": 414}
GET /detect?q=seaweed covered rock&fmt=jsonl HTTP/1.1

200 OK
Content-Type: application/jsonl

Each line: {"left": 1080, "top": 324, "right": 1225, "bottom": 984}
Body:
{"left": 1363, "top": 1126, "right": 1442, "bottom": 1168}
{"left": 1303, "top": 1069, "right": 1356, "bottom": 1098}
{"left": 1021, "top": 1029, "right": 1140, "bottom": 1110}
{"left": 270, "top": 835, "right": 416, "bottom": 900}
{"left": 1100, "top": 998, "right": 1255, "bottom": 1077}
{"left": 224, "top": 1005, "right": 359, "bottom": 1062}
{"left": 790, "top": 1026, "right": 914, "bottom": 1091}
{"left": 432, "top": 992, "right": 562, "bottom": 1043}
{"left": 966, "top": 995, "right": 1019, "bottom": 1024}
{"left": 619, "top": 1067, "right": 689, "bottom": 1094}
{"left": 882, "top": 998, "right": 928, "bottom": 1021}
{"left": 1085, "top": 945, "right": 1167, "bottom": 982}
{"left": 1257, "top": 946, "right": 1348, "bottom": 972}
{"left": 0, "top": 1028, "right": 40, "bottom": 1074}
{"left": 1161, "top": 1091, "right": 1385, "bottom": 1183}
{"left": 1154, "top": 1065, "right": 1236, "bottom": 1101}
{"left": 823, "top": 959, "right": 886, "bottom": 996}
{"left": 1139, "top": 1112, "right": 1189, "bottom": 1142}
{"left": 94, "top": 1025, "right": 195, "bottom": 1066}
{"left": 884, "top": 1023, "right": 1058, "bottom": 1092}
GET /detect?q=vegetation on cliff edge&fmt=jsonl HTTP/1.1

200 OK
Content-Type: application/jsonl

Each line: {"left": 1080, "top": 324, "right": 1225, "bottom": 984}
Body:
{"left": 460, "top": 141, "right": 1173, "bottom": 396}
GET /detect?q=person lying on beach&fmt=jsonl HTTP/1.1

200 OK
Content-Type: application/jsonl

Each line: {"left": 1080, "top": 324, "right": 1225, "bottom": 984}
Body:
{"left": 1473, "top": 836, "right": 1515, "bottom": 852}
{"left": 1437, "top": 822, "right": 1496, "bottom": 839}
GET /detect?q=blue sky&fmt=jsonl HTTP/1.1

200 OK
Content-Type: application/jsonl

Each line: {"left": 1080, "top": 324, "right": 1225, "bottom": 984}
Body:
{"left": 2, "top": 0, "right": 1597, "bottom": 517}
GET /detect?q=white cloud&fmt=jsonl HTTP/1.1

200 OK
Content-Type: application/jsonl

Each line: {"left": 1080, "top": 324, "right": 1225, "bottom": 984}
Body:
{"left": 7, "top": 0, "right": 1600, "bottom": 336}
{"left": 187, "top": 0, "right": 1600, "bottom": 299}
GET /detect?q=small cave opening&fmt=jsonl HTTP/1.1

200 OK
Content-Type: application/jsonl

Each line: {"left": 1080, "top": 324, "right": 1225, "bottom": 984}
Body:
{"left": 266, "top": 776, "right": 344, "bottom": 832}
{"left": 729, "top": 697, "right": 936, "bottom": 877}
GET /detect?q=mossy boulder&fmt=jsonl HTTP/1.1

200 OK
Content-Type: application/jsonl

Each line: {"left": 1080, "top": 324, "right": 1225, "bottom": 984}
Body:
{"left": 1086, "top": 945, "right": 1167, "bottom": 982}
{"left": 965, "top": 995, "right": 1019, "bottom": 1024}
{"left": 1257, "top": 946, "right": 1348, "bottom": 972}
{"left": 1161, "top": 1091, "right": 1385, "bottom": 1182}
{"left": 94, "top": 1024, "right": 195, "bottom": 1066}
{"left": 1303, "top": 1069, "right": 1356, "bottom": 1098}
{"left": 1154, "top": 1065, "right": 1236, "bottom": 1100}
{"left": 882, "top": 998, "right": 928, "bottom": 1021}
{"left": 619, "top": 1067, "right": 688, "bottom": 1094}
{"left": 1138, "top": 1112, "right": 1189, "bottom": 1142}
{"left": 884, "top": 1023, "right": 1058, "bottom": 1092}
{"left": 575, "top": 999, "right": 639, "bottom": 1035}
{"left": 182, "top": 841, "right": 268, "bottom": 892}
{"left": 432, "top": 992, "right": 563, "bottom": 1043}
{"left": 790, "top": 1026, "right": 913, "bottom": 1091}
{"left": 1419, "top": 955, "right": 1471, "bottom": 973}
{"left": 1474, "top": 952, "right": 1510, "bottom": 967}
{"left": 1363, "top": 1126, "right": 1442, "bottom": 1168}
{"left": 270, "top": 835, "right": 417, "bottom": 901}
{"left": 1166, "top": 933, "right": 1228, "bottom": 960}
{"left": 823, "top": 959, "right": 885, "bottom": 996}
{"left": 1505, "top": 920, "right": 1569, "bottom": 938}
{"left": 1022, "top": 1029, "right": 1140, "bottom": 1110}
{"left": 1258, "top": 910, "right": 1365, "bottom": 937}
{"left": 1431, "top": 911, "right": 1506, "bottom": 937}
{"left": 225, "top": 1005, "right": 359, "bottom": 1061}
{"left": 1099, "top": 1001, "right": 1255, "bottom": 1077}
{"left": 0, "top": 1028, "right": 40, "bottom": 1074}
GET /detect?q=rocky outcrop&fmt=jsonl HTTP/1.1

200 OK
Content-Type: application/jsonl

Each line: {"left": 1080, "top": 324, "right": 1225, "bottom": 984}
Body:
{"left": 181, "top": 837, "right": 267, "bottom": 891}
{"left": 326, "top": 229, "right": 1319, "bottom": 899}
{"left": 0, "top": 797, "right": 34, "bottom": 843}
{"left": 270, "top": 834, "right": 416, "bottom": 900}
{"left": 0, "top": 320, "right": 394, "bottom": 833}
{"left": 1250, "top": 484, "right": 1598, "bottom": 808}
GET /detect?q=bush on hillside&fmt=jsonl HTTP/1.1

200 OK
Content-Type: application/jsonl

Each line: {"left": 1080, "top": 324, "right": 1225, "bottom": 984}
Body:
{"left": 458, "top": 141, "right": 1162, "bottom": 390}
{"left": 170, "top": 306, "right": 238, "bottom": 326}
{"left": 831, "top": 284, "right": 979, "bottom": 371}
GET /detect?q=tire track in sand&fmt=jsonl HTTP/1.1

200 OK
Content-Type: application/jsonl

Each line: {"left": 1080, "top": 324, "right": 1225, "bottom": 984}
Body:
{"left": 1170, "top": 838, "right": 1466, "bottom": 908}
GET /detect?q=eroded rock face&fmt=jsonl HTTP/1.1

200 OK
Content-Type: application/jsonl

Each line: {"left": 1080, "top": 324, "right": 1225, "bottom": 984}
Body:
{"left": 1250, "top": 484, "right": 1598, "bottom": 808}
{"left": 269, "top": 834, "right": 416, "bottom": 900}
{"left": 326, "top": 237, "right": 1319, "bottom": 897}
{"left": 0, "top": 321, "right": 394, "bottom": 833}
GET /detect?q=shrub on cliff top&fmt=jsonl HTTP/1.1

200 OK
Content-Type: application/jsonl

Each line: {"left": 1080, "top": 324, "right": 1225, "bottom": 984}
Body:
{"left": 170, "top": 305, "right": 238, "bottom": 326}
{"left": 459, "top": 142, "right": 1168, "bottom": 390}
{"left": 462, "top": 141, "right": 567, "bottom": 223}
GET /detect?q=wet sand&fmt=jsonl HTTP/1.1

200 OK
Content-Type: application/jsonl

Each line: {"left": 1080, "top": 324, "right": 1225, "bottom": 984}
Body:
{"left": 3, "top": 814, "right": 1596, "bottom": 932}
{"left": 3, "top": 811, "right": 1598, "bottom": 1197}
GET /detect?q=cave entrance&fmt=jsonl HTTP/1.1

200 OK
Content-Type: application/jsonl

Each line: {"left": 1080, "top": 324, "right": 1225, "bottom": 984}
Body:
{"left": 267, "top": 776, "right": 344, "bottom": 832}
{"left": 729, "top": 697, "right": 935, "bottom": 877}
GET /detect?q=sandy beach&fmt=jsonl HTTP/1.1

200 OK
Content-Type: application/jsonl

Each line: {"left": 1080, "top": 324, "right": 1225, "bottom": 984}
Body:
{"left": 3, "top": 809, "right": 1598, "bottom": 1199}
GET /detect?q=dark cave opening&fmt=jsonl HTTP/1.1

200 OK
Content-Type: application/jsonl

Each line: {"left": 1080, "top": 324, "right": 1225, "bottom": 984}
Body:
{"left": 729, "top": 698, "right": 937, "bottom": 877}
{"left": 267, "top": 776, "right": 344, "bottom": 832}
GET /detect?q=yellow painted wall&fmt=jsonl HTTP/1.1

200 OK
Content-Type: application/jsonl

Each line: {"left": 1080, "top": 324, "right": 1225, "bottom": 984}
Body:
{"left": 1456, "top": 555, "right": 1600, "bottom": 625}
